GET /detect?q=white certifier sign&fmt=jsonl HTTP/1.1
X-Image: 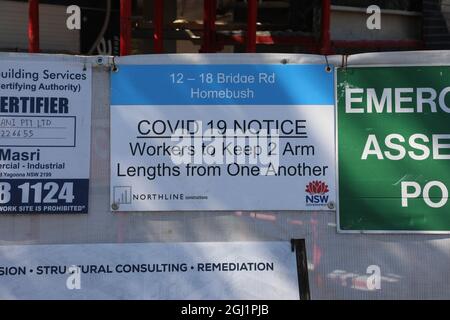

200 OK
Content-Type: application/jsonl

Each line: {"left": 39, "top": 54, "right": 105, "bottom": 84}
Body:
{"left": 111, "top": 62, "right": 335, "bottom": 211}
{"left": 0, "top": 241, "right": 300, "bottom": 300}
{"left": 0, "top": 60, "right": 91, "bottom": 213}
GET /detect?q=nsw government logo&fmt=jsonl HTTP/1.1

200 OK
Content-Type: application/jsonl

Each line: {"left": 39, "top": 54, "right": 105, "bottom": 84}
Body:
{"left": 305, "top": 181, "right": 329, "bottom": 206}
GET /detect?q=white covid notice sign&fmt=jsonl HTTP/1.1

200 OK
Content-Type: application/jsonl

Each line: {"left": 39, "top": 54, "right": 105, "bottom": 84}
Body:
{"left": 0, "top": 60, "right": 91, "bottom": 213}
{"left": 111, "top": 61, "right": 335, "bottom": 211}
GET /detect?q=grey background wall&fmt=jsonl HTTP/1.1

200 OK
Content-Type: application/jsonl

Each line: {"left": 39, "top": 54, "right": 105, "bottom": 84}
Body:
{"left": 0, "top": 52, "right": 449, "bottom": 299}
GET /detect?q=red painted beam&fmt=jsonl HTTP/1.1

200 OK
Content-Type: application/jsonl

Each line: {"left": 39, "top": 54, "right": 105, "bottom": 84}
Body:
{"left": 320, "top": 0, "right": 331, "bottom": 55}
{"left": 200, "top": 0, "right": 216, "bottom": 53}
{"left": 28, "top": 0, "right": 39, "bottom": 53}
{"left": 219, "top": 34, "right": 317, "bottom": 48}
{"left": 333, "top": 40, "right": 423, "bottom": 49}
{"left": 154, "top": 0, "right": 164, "bottom": 53}
{"left": 120, "top": 0, "right": 132, "bottom": 56}
{"left": 246, "top": 0, "right": 257, "bottom": 53}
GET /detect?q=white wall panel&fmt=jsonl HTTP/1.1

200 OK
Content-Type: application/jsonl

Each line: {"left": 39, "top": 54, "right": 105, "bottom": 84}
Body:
{"left": 0, "top": 0, "right": 79, "bottom": 53}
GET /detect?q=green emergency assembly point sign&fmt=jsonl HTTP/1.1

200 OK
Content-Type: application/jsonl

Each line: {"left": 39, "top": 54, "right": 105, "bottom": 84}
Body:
{"left": 337, "top": 66, "right": 450, "bottom": 232}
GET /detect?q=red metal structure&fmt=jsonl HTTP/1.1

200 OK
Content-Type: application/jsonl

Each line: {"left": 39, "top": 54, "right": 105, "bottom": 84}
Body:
{"left": 28, "top": 0, "right": 40, "bottom": 53}
{"left": 320, "top": 0, "right": 332, "bottom": 54}
{"left": 333, "top": 39, "right": 422, "bottom": 50}
{"left": 246, "top": 0, "right": 258, "bottom": 53}
{"left": 153, "top": 0, "right": 164, "bottom": 53}
{"left": 200, "top": 0, "right": 217, "bottom": 53}
{"left": 25, "top": 0, "right": 423, "bottom": 56}
{"left": 120, "top": 0, "right": 132, "bottom": 56}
